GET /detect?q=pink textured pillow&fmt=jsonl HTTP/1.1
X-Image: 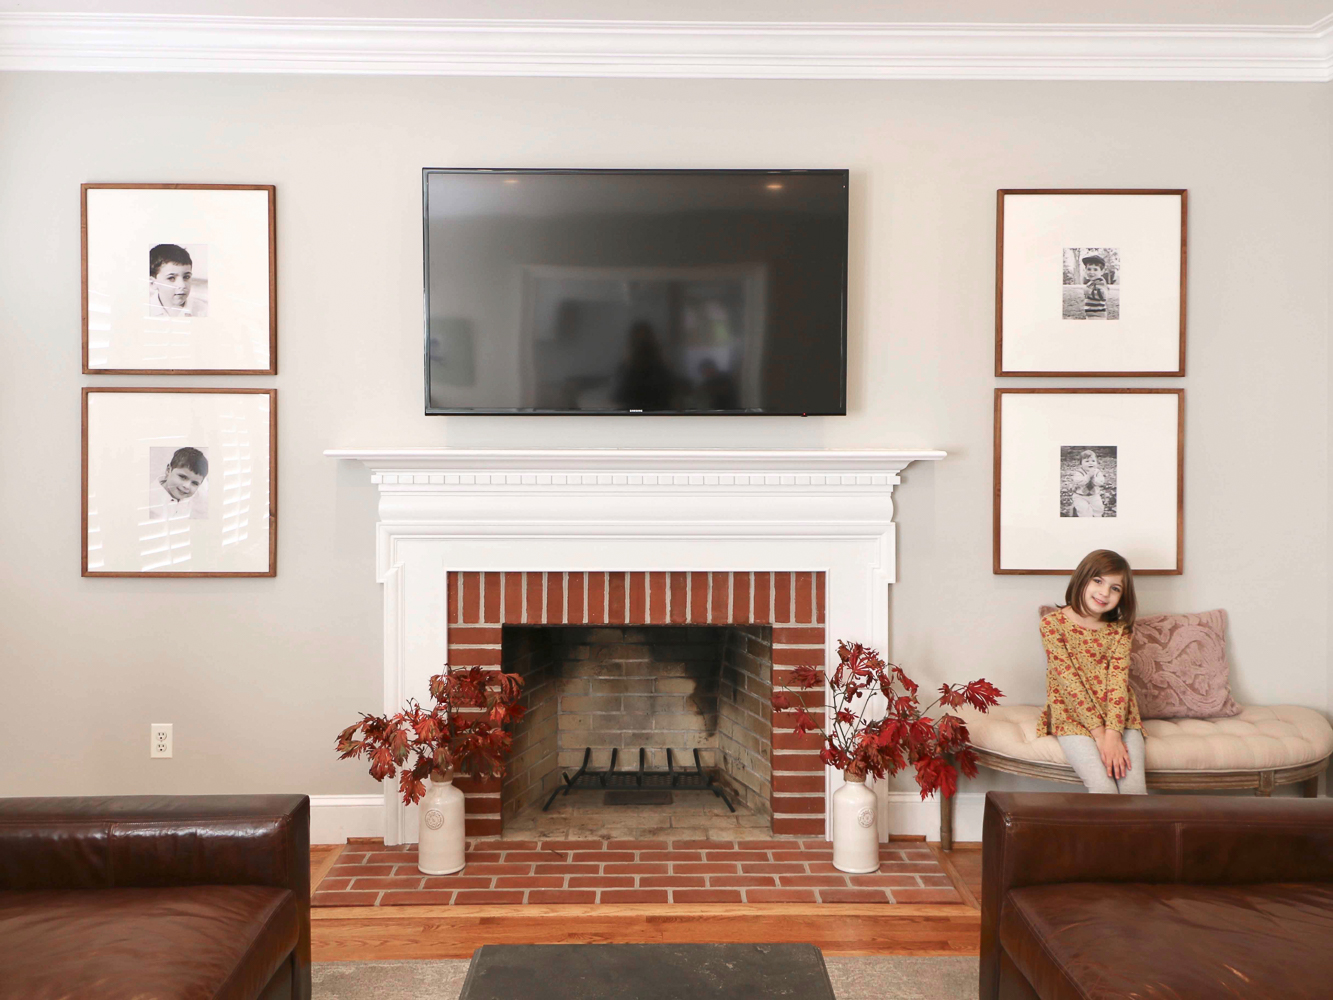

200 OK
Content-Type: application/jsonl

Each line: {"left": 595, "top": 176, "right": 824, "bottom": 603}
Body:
{"left": 1037, "top": 606, "right": 1240, "bottom": 720}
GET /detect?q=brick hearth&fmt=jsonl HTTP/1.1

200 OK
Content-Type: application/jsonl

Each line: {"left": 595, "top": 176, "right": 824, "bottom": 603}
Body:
{"left": 312, "top": 838, "right": 960, "bottom": 907}
{"left": 447, "top": 570, "right": 827, "bottom": 838}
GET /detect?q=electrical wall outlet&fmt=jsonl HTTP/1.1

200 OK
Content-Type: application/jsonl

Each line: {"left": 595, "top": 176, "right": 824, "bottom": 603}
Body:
{"left": 151, "top": 723, "right": 173, "bottom": 758}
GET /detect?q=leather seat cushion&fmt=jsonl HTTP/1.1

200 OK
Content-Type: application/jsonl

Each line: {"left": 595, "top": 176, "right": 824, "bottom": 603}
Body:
{"left": 0, "top": 884, "right": 297, "bottom": 1000}
{"left": 958, "top": 703, "right": 1333, "bottom": 770}
{"left": 999, "top": 882, "right": 1333, "bottom": 1000}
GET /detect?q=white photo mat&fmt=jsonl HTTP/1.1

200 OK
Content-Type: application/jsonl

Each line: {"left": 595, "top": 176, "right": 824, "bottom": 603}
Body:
{"left": 84, "top": 389, "right": 275, "bottom": 576}
{"left": 998, "top": 191, "right": 1185, "bottom": 375}
{"left": 84, "top": 185, "right": 274, "bottom": 373}
{"left": 995, "top": 390, "right": 1182, "bottom": 574}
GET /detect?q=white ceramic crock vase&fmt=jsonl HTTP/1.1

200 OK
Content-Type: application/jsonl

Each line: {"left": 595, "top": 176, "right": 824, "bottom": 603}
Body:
{"left": 417, "top": 769, "right": 467, "bottom": 875}
{"left": 831, "top": 771, "right": 881, "bottom": 874}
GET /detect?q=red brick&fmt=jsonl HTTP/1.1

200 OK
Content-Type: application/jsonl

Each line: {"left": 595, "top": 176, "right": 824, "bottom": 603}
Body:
{"left": 891, "top": 888, "right": 963, "bottom": 904}
{"left": 773, "top": 646, "right": 825, "bottom": 666}
{"left": 450, "top": 625, "right": 502, "bottom": 645}
{"left": 330, "top": 864, "right": 396, "bottom": 877}
{"left": 379, "top": 890, "right": 457, "bottom": 905}
{"left": 710, "top": 571, "right": 728, "bottom": 622}
{"left": 753, "top": 572, "right": 771, "bottom": 623}
{"left": 482, "top": 572, "right": 501, "bottom": 623}
{"left": 720, "top": 840, "right": 796, "bottom": 851}
{"left": 502, "top": 851, "right": 570, "bottom": 862}
{"left": 773, "top": 572, "right": 793, "bottom": 623}
{"left": 771, "top": 685, "right": 824, "bottom": 707}
{"left": 545, "top": 572, "right": 563, "bottom": 624}
{"left": 450, "top": 646, "right": 502, "bottom": 667}
{"left": 571, "top": 851, "right": 633, "bottom": 863}
{"left": 745, "top": 889, "right": 818, "bottom": 903}
{"left": 669, "top": 572, "right": 688, "bottom": 624}
{"left": 849, "top": 875, "right": 920, "bottom": 888}
{"left": 629, "top": 572, "right": 646, "bottom": 623}
{"left": 607, "top": 840, "right": 669, "bottom": 851}
{"left": 876, "top": 862, "right": 940, "bottom": 874}
{"left": 772, "top": 626, "right": 825, "bottom": 645}
{"left": 648, "top": 571, "right": 667, "bottom": 623}
{"left": 777, "top": 875, "right": 848, "bottom": 888}
{"left": 638, "top": 851, "right": 702, "bottom": 863}
{"left": 773, "top": 773, "right": 825, "bottom": 794}
{"left": 312, "top": 891, "right": 379, "bottom": 907}
{"left": 672, "top": 863, "right": 739, "bottom": 875}
{"left": 638, "top": 876, "right": 707, "bottom": 888}
{"left": 504, "top": 573, "right": 522, "bottom": 623}
{"left": 920, "top": 875, "right": 955, "bottom": 887}
{"left": 447, "top": 572, "right": 460, "bottom": 624}
{"left": 608, "top": 571, "right": 627, "bottom": 623}
{"left": 815, "top": 572, "right": 826, "bottom": 623}
{"left": 351, "top": 876, "right": 424, "bottom": 890}
{"left": 772, "top": 818, "right": 825, "bottom": 836}
{"left": 568, "top": 876, "right": 635, "bottom": 888}
{"left": 470, "top": 840, "right": 539, "bottom": 851}
{"left": 669, "top": 840, "right": 731, "bottom": 849}
{"left": 465, "top": 864, "right": 535, "bottom": 875}
{"left": 364, "top": 852, "right": 419, "bottom": 864}
{"left": 599, "top": 890, "right": 669, "bottom": 903}
{"left": 454, "top": 776, "right": 502, "bottom": 794}
{"left": 567, "top": 571, "right": 585, "bottom": 624}
{"left": 773, "top": 733, "right": 824, "bottom": 752}
{"left": 538, "top": 840, "right": 605, "bottom": 852}
{"left": 805, "top": 863, "right": 844, "bottom": 874}
{"left": 772, "top": 794, "right": 825, "bottom": 813}
{"left": 732, "top": 572, "right": 751, "bottom": 623}
{"left": 708, "top": 875, "right": 776, "bottom": 888}
{"left": 772, "top": 753, "right": 824, "bottom": 773}
{"left": 819, "top": 888, "right": 890, "bottom": 903}
{"left": 492, "top": 876, "right": 566, "bottom": 889}
{"left": 672, "top": 889, "right": 743, "bottom": 903}
{"left": 464, "top": 796, "right": 502, "bottom": 815}
{"left": 527, "top": 890, "right": 599, "bottom": 904}
{"left": 452, "top": 891, "right": 527, "bottom": 905}
{"left": 534, "top": 863, "right": 602, "bottom": 875}
{"left": 739, "top": 863, "right": 808, "bottom": 875}
{"left": 772, "top": 851, "right": 831, "bottom": 862}
{"left": 420, "top": 877, "right": 497, "bottom": 890}
{"left": 604, "top": 863, "right": 667, "bottom": 875}
{"left": 315, "top": 877, "right": 351, "bottom": 891}
{"left": 794, "top": 572, "right": 813, "bottom": 623}
{"left": 690, "top": 572, "right": 709, "bottom": 623}
{"left": 801, "top": 840, "right": 835, "bottom": 850}
{"left": 588, "top": 572, "right": 606, "bottom": 624}
{"left": 462, "top": 572, "right": 481, "bottom": 624}
{"left": 702, "top": 852, "right": 770, "bottom": 863}
{"left": 523, "top": 570, "right": 542, "bottom": 622}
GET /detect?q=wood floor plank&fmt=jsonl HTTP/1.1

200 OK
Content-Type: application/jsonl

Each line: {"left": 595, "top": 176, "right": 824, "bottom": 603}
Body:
{"left": 312, "top": 902, "right": 980, "bottom": 960}
{"left": 310, "top": 843, "right": 345, "bottom": 891}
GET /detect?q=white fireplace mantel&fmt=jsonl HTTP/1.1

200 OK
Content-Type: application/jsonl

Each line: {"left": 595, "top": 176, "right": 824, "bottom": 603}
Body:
{"left": 326, "top": 447, "right": 945, "bottom": 843}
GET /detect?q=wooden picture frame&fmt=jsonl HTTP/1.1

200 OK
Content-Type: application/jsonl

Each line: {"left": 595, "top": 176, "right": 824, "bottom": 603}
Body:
{"left": 994, "top": 388, "right": 1183, "bottom": 575}
{"left": 995, "top": 189, "right": 1186, "bottom": 377}
{"left": 82, "top": 183, "right": 277, "bottom": 375}
{"left": 82, "top": 388, "right": 277, "bottom": 577}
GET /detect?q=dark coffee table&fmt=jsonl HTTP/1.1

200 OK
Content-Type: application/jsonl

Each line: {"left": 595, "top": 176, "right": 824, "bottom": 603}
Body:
{"left": 458, "top": 943, "right": 837, "bottom": 999}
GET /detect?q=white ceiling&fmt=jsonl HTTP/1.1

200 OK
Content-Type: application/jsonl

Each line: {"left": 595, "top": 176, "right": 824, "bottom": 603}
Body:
{"left": 4, "top": 0, "right": 1332, "bottom": 26}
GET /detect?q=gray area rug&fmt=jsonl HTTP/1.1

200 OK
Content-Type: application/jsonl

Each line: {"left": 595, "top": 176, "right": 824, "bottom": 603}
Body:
{"left": 313, "top": 956, "right": 978, "bottom": 1000}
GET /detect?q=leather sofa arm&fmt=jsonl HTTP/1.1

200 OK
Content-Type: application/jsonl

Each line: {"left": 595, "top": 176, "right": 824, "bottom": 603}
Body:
{"left": 979, "top": 791, "right": 1333, "bottom": 1000}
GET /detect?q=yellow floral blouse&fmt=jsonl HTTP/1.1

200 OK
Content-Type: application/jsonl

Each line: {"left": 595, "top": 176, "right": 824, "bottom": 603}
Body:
{"left": 1038, "top": 609, "right": 1142, "bottom": 738}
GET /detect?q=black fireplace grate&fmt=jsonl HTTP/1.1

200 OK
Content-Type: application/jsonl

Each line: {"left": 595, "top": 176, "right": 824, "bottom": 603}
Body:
{"left": 543, "top": 747, "right": 735, "bottom": 812}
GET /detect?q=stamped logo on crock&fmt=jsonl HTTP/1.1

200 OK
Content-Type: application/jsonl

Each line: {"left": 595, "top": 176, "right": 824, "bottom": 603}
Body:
{"left": 856, "top": 806, "right": 875, "bottom": 828}
{"left": 424, "top": 808, "right": 445, "bottom": 831}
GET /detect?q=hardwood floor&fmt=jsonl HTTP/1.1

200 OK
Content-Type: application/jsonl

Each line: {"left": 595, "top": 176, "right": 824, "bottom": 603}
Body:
{"left": 307, "top": 841, "right": 983, "bottom": 961}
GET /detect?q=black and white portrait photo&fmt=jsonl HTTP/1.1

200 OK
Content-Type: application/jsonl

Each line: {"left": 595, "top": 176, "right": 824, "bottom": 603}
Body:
{"left": 1060, "top": 445, "right": 1118, "bottom": 518}
{"left": 147, "top": 243, "right": 209, "bottom": 318}
{"left": 147, "top": 445, "right": 210, "bottom": 520}
{"left": 1062, "top": 247, "right": 1120, "bottom": 321}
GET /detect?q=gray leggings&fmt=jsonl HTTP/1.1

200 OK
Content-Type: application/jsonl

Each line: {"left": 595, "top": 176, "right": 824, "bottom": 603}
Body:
{"left": 1056, "top": 729, "right": 1147, "bottom": 794}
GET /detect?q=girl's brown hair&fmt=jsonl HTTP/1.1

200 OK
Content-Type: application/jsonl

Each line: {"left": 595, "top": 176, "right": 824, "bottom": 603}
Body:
{"left": 1064, "top": 549, "right": 1137, "bottom": 629}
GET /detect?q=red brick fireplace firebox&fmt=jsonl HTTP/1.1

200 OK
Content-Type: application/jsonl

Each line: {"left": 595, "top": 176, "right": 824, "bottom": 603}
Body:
{"left": 445, "top": 570, "right": 826, "bottom": 838}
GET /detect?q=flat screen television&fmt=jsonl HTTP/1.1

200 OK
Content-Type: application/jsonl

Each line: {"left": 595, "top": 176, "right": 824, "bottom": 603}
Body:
{"left": 423, "top": 168, "right": 848, "bottom": 415}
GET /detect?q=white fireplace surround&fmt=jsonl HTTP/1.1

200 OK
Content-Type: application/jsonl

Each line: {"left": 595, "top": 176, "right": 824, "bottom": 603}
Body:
{"left": 326, "top": 448, "right": 946, "bottom": 845}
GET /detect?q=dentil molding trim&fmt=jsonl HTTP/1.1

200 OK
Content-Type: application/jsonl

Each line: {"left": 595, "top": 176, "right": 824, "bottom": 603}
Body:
{"left": 3, "top": 13, "right": 1333, "bottom": 81}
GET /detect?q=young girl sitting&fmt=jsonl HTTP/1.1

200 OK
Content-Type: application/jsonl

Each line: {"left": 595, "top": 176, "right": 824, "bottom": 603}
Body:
{"left": 1038, "top": 548, "right": 1146, "bottom": 794}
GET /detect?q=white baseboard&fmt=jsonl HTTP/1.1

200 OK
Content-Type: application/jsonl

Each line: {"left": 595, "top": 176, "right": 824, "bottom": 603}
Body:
{"left": 309, "top": 794, "right": 385, "bottom": 845}
{"left": 883, "top": 791, "right": 985, "bottom": 843}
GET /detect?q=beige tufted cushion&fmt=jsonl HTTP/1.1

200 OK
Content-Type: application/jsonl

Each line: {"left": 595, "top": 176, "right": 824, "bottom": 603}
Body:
{"left": 956, "top": 704, "right": 1333, "bottom": 772}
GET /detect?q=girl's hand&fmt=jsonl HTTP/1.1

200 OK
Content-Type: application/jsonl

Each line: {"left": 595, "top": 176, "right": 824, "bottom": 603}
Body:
{"left": 1096, "top": 729, "right": 1130, "bottom": 780}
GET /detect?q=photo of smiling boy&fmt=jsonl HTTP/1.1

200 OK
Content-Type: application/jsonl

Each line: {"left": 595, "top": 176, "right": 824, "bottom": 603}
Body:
{"left": 147, "top": 446, "right": 210, "bottom": 520}
{"left": 147, "top": 243, "right": 209, "bottom": 318}
{"left": 1061, "top": 247, "right": 1119, "bottom": 321}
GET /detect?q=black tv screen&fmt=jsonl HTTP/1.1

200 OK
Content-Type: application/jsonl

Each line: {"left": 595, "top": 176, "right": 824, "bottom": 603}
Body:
{"left": 423, "top": 168, "right": 848, "bottom": 415}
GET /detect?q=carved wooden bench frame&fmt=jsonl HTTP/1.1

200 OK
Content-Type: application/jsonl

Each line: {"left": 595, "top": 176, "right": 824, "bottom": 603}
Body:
{"left": 939, "top": 749, "right": 1330, "bottom": 850}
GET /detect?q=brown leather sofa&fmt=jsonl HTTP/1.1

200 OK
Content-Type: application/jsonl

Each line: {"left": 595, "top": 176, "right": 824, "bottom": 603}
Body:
{"left": 0, "top": 795, "right": 311, "bottom": 1000}
{"left": 981, "top": 792, "right": 1333, "bottom": 999}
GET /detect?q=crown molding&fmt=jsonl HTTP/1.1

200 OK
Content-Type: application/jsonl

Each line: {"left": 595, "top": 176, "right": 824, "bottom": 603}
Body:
{"left": 3, "top": 13, "right": 1333, "bottom": 80}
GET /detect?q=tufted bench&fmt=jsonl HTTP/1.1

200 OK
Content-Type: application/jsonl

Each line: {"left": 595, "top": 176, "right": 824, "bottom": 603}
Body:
{"left": 942, "top": 704, "right": 1333, "bottom": 849}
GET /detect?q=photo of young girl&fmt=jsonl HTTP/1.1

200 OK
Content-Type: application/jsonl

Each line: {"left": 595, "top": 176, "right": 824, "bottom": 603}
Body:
{"left": 1037, "top": 549, "right": 1145, "bottom": 794}
{"left": 1060, "top": 445, "right": 1117, "bottom": 518}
